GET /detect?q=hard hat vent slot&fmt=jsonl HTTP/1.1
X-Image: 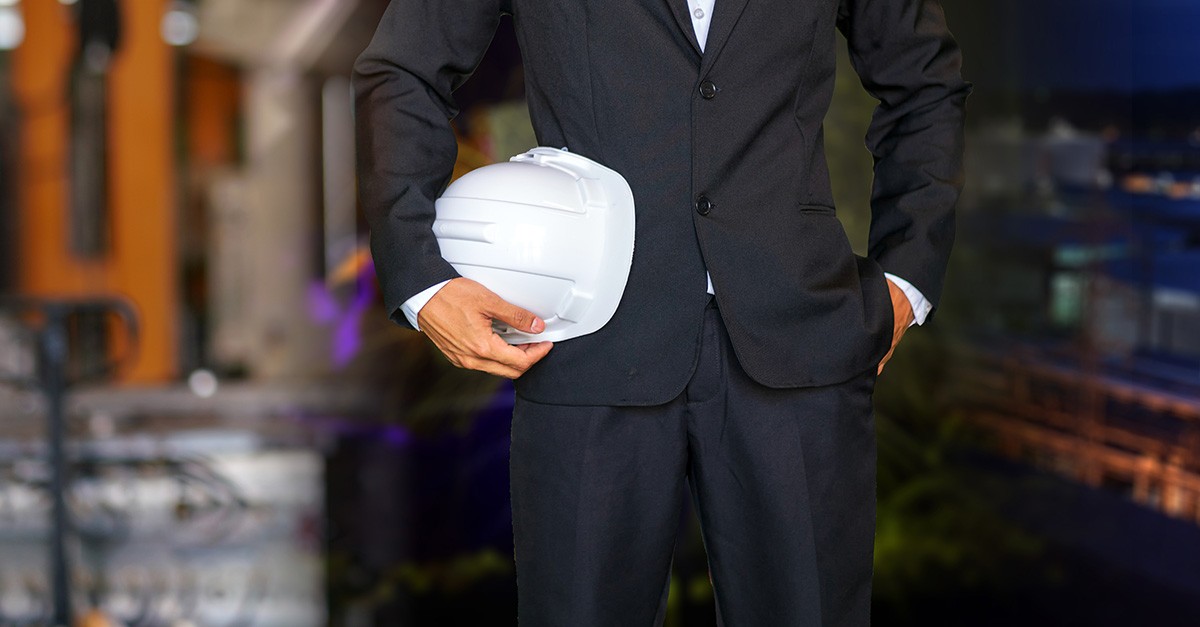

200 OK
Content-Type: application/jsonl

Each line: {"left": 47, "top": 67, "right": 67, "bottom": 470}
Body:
{"left": 433, "top": 219, "right": 497, "bottom": 243}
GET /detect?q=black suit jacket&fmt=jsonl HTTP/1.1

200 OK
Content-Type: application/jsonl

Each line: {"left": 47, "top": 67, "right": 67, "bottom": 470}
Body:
{"left": 353, "top": 0, "right": 973, "bottom": 406}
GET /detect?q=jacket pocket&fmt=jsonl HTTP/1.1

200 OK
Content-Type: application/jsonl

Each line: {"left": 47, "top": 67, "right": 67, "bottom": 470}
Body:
{"left": 796, "top": 203, "right": 835, "bottom": 215}
{"left": 858, "top": 253, "right": 895, "bottom": 366}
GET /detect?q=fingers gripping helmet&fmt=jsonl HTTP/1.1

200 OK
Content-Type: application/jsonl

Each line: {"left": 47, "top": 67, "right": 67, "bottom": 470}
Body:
{"left": 433, "top": 147, "right": 636, "bottom": 344}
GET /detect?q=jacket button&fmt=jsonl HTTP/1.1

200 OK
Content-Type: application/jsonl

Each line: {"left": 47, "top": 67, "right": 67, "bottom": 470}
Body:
{"left": 699, "top": 80, "right": 718, "bottom": 99}
{"left": 695, "top": 194, "right": 714, "bottom": 216}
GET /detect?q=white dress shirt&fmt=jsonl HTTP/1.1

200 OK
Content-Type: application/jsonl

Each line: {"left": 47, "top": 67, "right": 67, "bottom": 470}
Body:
{"left": 400, "top": 0, "right": 932, "bottom": 331}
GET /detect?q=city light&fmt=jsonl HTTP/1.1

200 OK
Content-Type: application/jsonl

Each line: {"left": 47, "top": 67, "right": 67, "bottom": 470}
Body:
{"left": 161, "top": 1, "right": 197, "bottom": 47}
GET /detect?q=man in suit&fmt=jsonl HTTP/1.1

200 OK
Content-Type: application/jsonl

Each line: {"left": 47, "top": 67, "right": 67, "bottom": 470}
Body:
{"left": 354, "top": 0, "right": 971, "bottom": 624}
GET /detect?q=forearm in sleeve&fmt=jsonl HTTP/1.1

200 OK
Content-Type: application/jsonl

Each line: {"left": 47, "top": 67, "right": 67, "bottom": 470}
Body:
{"left": 836, "top": 0, "right": 974, "bottom": 323}
{"left": 353, "top": 0, "right": 510, "bottom": 328}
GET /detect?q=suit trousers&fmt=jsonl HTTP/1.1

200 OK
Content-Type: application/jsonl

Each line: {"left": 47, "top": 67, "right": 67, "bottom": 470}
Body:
{"left": 509, "top": 296, "right": 879, "bottom": 626}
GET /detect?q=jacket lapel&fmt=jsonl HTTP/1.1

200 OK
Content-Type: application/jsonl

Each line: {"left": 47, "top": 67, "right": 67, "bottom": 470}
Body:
{"left": 664, "top": 0, "right": 703, "bottom": 58}
{"left": 699, "top": 0, "right": 750, "bottom": 75}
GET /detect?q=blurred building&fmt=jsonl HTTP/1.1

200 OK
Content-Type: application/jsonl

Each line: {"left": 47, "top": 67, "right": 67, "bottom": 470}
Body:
{"left": 2, "top": 1, "right": 407, "bottom": 624}
{"left": 951, "top": 115, "right": 1200, "bottom": 527}
{"left": 0, "top": 0, "right": 543, "bottom": 624}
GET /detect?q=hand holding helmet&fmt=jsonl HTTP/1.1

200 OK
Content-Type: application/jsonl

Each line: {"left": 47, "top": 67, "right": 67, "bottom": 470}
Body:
{"left": 417, "top": 276, "right": 553, "bottom": 379}
{"left": 418, "top": 147, "right": 636, "bottom": 378}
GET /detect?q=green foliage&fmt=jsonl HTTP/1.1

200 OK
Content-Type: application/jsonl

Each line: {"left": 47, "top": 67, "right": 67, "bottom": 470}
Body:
{"left": 824, "top": 36, "right": 1060, "bottom": 622}
{"left": 328, "top": 548, "right": 514, "bottom": 618}
{"left": 873, "top": 409, "right": 1052, "bottom": 622}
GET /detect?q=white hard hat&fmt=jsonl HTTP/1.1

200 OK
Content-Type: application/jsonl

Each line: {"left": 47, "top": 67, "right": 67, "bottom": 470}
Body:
{"left": 433, "top": 147, "right": 636, "bottom": 343}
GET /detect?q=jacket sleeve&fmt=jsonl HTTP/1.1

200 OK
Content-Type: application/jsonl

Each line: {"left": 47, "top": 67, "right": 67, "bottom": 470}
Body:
{"left": 353, "top": 0, "right": 510, "bottom": 328}
{"left": 836, "top": 0, "right": 973, "bottom": 323}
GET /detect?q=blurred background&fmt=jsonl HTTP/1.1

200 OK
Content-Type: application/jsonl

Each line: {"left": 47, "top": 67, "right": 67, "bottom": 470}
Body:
{"left": 1, "top": 0, "right": 1198, "bottom": 625}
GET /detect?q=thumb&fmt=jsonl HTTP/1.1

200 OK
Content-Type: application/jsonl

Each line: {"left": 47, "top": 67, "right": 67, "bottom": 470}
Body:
{"left": 485, "top": 296, "right": 545, "bottom": 334}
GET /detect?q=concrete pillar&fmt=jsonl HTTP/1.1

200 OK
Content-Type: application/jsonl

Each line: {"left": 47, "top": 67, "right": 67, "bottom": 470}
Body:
{"left": 238, "top": 68, "right": 329, "bottom": 379}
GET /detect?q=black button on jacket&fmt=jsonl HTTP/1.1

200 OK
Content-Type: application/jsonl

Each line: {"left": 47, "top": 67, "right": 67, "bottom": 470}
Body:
{"left": 354, "top": 0, "right": 973, "bottom": 405}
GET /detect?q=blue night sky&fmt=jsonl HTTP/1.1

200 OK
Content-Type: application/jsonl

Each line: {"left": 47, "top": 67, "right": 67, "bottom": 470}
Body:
{"left": 1130, "top": 1, "right": 1200, "bottom": 90}
{"left": 954, "top": 0, "right": 1200, "bottom": 92}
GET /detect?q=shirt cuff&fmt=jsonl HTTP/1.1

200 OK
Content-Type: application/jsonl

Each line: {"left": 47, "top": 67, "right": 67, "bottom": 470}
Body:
{"left": 883, "top": 273, "right": 932, "bottom": 328}
{"left": 400, "top": 279, "right": 452, "bottom": 331}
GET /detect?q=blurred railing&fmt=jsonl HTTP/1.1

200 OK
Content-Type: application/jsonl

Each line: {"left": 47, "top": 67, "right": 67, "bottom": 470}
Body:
{"left": 948, "top": 339, "right": 1200, "bottom": 525}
